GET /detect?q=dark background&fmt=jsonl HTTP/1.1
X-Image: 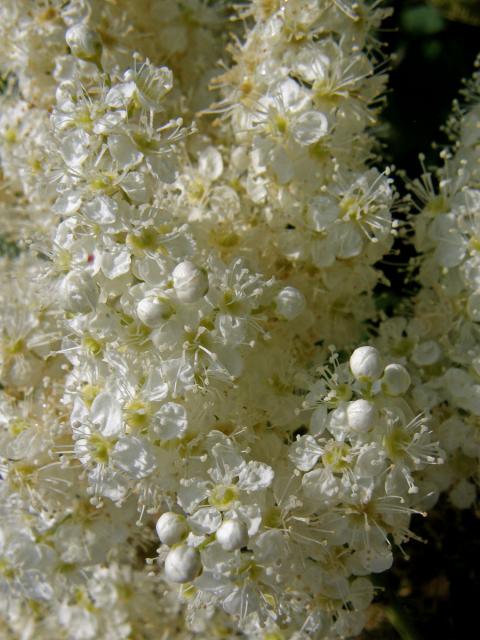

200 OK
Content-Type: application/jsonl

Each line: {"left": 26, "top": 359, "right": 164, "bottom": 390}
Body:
{"left": 381, "top": 0, "right": 480, "bottom": 171}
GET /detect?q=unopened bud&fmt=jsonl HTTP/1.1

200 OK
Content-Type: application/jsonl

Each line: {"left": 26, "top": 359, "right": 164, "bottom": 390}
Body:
{"left": 216, "top": 519, "right": 248, "bottom": 551}
{"left": 172, "top": 261, "right": 208, "bottom": 303}
{"left": 349, "top": 346, "right": 383, "bottom": 382}
{"left": 156, "top": 512, "right": 189, "bottom": 546}
{"left": 137, "top": 296, "right": 172, "bottom": 327}
{"left": 66, "top": 23, "right": 102, "bottom": 63}
{"left": 346, "top": 399, "right": 376, "bottom": 433}
{"left": 164, "top": 545, "right": 202, "bottom": 583}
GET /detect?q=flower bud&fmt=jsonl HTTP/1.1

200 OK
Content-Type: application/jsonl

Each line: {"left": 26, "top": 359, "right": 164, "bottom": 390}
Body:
{"left": 137, "top": 296, "right": 172, "bottom": 327}
{"left": 60, "top": 271, "right": 98, "bottom": 314}
{"left": 216, "top": 519, "right": 248, "bottom": 551}
{"left": 346, "top": 399, "right": 376, "bottom": 433}
{"left": 349, "top": 346, "right": 383, "bottom": 382}
{"left": 164, "top": 545, "right": 202, "bottom": 583}
{"left": 65, "top": 23, "right": 102, "bottom": 63}
{"left": 156, "top": 512, "right": 189, "bottom": 546}
{"left": 275, "top": 286, "right": 306, "bottom": 320}
{"left": 172, "top": 261, "right": 208, "bottom": 303}
{"left": 381, "top": 363, "right": 411, "bottom": 396}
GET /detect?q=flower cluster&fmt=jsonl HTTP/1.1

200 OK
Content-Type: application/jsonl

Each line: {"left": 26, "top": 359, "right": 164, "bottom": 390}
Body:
{"left": 0, "top": 1, "right": 478, "bottom": 639}
{"left": 375, "top": 66, "right": 480, "bottom": 511}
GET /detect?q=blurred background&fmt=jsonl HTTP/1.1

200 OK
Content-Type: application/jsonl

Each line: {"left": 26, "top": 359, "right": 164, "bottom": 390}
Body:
{"left": 381, "top": 0, "right": 480, "bottom": 170}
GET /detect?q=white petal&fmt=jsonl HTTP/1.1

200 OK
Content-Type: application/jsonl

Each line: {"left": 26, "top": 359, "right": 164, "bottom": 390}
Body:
{"left": 91, "top": 392, "right": 123, "bottom": 438}
{"left": 198, "top": 146, "right": 223, "bottom": 181}
{"left": 108, "top": 134, "right": 142, "bottom": 168}
{"left": 120, "top": 171, "right": 149, "bottom": 203}
{"left": 209, "top": 437, "right": 244, "bottom": 479}
{"left": 147, "top": 153, "right": 178, "bottom": 183}
{"left": 276, "top": 78, "right": 307, "bottom": 111}
{"left": 187, "top": 507, "right": 222, "bottom": 535}
{"left": 83, "top": 195, "right": 118, "bottom": 224}
{"left": 100, "top": 245, "right": 131, "bottom": 279}
{"left": 94, "top": 110, "right": 127, "bottom": 134}
{"left": 54, "top": 190, "right": 82, "bottom": 215}
{"left": 271, "top": 146, "right": 294, "bottom": 184}
{"left": 178, "top": 478, "right": 209, "bottom": 512}
{"left": 215, "top": 314, "right": 246, "bottom": 347}
{"left": 113, "top": 436, "right": 156, "bottom": 479}
{"left": 292, "top": 111, "right": 328, "bottom": 145}
{"left": 310, "top": 404, "right": 328, "bottom": 434}
{"left": 143, "top": 370, "right": 169, "bottom": 402}
{"left": 311, "top": 237, "right": 336, "bottom": 267}
{"left": 332, "top": 223, "right": 364, "bottom": 258}
{"left": 289, "top": 435, "right": 323, "bottom": 471}
{"left": 237, "top": 461, "right": 274, "bottom": 492}
{"left": 87, "top": 466, "right": 129, "bottom": 503}
{"left": 60, "top": 129, "right": 90, "bottom": 168}
{"left": 308, "top": 196, "right": 339, "bottom": 231}
{"left": 151, "top": 402, "right": 188, "bottom": 440}
{"left": 105, "top": 82, "right": 136, "bottom": 108}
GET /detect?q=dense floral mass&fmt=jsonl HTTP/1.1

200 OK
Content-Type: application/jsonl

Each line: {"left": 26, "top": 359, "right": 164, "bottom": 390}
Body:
{"left": 0, "top": 1, "right": 478, "bottom": 638}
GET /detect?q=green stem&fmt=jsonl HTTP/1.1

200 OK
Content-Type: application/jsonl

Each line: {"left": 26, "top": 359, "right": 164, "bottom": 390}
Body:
{"left": 385, "top": 603, "right": 422, "bottom": 640}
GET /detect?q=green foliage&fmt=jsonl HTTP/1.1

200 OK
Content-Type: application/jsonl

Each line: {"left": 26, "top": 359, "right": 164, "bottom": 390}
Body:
{"left": 401, "top": 4, "right": 445, "bottom": 34}
{"left": 0, "top": 235, "right": 20, "bottom": 258}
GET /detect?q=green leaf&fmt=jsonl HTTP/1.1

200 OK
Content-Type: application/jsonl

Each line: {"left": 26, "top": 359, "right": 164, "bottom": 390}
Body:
{"left": 401, "top": 5, "right": 445, "bottom": 35}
